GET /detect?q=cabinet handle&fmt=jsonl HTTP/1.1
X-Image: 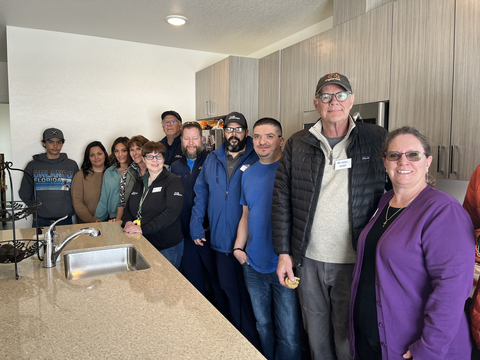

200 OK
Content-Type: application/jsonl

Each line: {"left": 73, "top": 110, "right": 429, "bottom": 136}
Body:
{"left": 205, "top": 101, "right": 209, "bottom": 116}
{"left": 437, "top": 145, "right": 442, "bottom": 173}
{"left": 450, "top": 145, "right": 459, "bottom": 175}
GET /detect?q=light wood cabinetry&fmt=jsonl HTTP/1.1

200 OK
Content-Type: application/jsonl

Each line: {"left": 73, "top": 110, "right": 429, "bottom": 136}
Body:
{"left": 450, "top": 0, "right": 480, "bottom": 180}
{"left": 195, "top": 56, "right": 258, "bottom": 130}
{"left": 389, "top": 0, "right": 458, "bottom": 179}
{"left": 280, "top": 40, "right": 311, "bottom": 141}
{"left": 310, "top": 3, "right": 393, "bottom": 109}
{"left": 258, "top": 51, "right": 281, "bottom": 120}
{"left": 333, "top": 0, "right": 395, "bottom": 26}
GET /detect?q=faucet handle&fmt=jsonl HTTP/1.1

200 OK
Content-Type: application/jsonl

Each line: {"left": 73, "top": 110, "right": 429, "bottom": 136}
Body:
{"left": 45, "top": 215, "right": 69, "bottom": 240}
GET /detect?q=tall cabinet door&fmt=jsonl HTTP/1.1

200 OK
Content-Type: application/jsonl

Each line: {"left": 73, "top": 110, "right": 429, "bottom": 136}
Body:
{"left": 390, "top": 0, "right": 455, "bottom": 179}
{"left": 258, "top": 51, "right": 281, "bottom": 120}
{"left": 450, "top": 0, "right": 480, "bottom": 180}
{"left": 280, "top": 39, "right": 310, "bottom": 141}
{"left": 195, "top": 66, "right": 212, "bottom": 119}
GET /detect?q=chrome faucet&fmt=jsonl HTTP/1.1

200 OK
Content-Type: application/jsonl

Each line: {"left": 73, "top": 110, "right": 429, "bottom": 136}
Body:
{"left": 43, "top": 215, "right": 101, "bottom": 268}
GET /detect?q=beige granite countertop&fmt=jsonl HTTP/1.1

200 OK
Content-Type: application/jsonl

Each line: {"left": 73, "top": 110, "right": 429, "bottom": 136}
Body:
{"left": 0, "top": 223, "right": 264, "bottom": 359}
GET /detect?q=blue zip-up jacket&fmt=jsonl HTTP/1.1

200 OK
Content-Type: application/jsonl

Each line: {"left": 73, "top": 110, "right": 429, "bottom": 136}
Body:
{"left": 171, "top": 150, "right": 208, "bottom": 242}
{"left": 190, "top": 137, "right": 258, "bottom": 253}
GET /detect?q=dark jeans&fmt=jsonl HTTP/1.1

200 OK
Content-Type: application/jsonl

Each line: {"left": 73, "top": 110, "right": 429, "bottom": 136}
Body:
{"left": 243, "top": 264, "right": 302, "bottom": 360}
{"left": 33, "top": 216, "right": 73, "bottom": 229}
{"left": 297, "top": 258, "right": 354, "bottom": 360}
{"left": 181, "top": 238, "right": 228, "bottom": 316}
{"left": 159, "top": 240, "right": 184, "bottom": 269}
{"left": 215, "top": 251, "right": 261, "bottom": 349}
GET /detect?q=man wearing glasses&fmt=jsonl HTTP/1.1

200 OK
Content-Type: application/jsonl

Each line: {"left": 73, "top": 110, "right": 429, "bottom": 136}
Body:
{"left": 160, "top": 110, "right": 183, "bottom": 167}
{"left": 272, "top": 73, "right": 388, "bottom": 359}
{"left": 190, "top": 111, "right": 260, "bottom": 349}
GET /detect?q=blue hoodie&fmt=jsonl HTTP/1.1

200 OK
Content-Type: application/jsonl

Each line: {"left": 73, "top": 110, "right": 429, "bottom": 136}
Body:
{"left": 190, "top": 137, "right": 258, "bottom": 253}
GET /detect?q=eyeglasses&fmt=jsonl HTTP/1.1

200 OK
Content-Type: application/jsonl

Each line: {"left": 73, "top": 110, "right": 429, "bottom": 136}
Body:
{"left": 144, "top": 154, "right": 164, "bottom": 161}
{"left": 384, "top": 151, "right": 425, "bottom": 162}
{"left": 317, "top": 91, "right": 351, "bottom": 103}
{"left": 163, "top": 120, "right": 179, "bottom": 126}
{"left": 224, "top": 127, "right": 245, "bottom": 134}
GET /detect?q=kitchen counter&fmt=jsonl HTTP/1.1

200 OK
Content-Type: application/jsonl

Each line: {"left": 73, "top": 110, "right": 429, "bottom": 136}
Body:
{"left": 0, "top": 223, "right": 264, "bottom": 359}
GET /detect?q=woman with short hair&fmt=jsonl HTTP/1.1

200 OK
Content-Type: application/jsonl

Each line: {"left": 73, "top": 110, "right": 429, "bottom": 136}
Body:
{"left": 122, "top": 141, "right": 184, "bottom": 269}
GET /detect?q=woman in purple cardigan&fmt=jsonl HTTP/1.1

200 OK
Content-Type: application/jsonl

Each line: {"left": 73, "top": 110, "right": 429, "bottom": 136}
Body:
{"left": 349, "top": 126, "right": 475, "bottom": 359}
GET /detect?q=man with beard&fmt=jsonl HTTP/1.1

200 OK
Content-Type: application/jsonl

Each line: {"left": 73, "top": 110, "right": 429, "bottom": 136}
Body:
{"left": 170, "top": 121, "right": 227, "bottom": 316}
{"left": 190, "top": 112, "right": 260, "bottom": 349}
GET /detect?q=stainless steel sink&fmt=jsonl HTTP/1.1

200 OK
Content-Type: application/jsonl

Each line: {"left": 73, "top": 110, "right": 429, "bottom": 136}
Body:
{"left": 64, "top": 244, "right": 151, "bottom": 280}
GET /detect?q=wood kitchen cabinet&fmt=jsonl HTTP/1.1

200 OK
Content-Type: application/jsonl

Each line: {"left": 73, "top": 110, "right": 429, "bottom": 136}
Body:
{"left": 195, "top": 56, "right": 259, "bottom": 129}
{"left": 280, "top": 39, "right": 311, "bottom": 141}
{"left": 309, "top": 3, "right": 392, "bottom": 109}
{"left": 258, "top": 51, "right": 281, "bottom": 120}
{"left": 389, "top": 0, "right": 480, "bottom": 181}
{"left": 450, "top": 0, "right": 480, "bottom": 180}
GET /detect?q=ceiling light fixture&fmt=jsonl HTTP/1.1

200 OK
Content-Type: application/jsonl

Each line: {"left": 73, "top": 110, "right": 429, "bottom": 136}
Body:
{"left": 166, "top": 15, "right": 188, "bottom": 26}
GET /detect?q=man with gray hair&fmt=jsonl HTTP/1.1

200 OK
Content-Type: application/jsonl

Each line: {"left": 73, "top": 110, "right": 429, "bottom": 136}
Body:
{"left": 272, "top": 73, "right": 387, "bottom": 359}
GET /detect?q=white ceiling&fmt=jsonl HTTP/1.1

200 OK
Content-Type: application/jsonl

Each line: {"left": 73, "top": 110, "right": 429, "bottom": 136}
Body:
{"left": 0, "top": 0, "right": 333, "bottom": 62}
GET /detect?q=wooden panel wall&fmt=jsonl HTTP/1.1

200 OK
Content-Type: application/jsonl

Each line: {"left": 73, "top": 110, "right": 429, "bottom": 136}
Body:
{"left": 450, "top": 0, "right": 480, "bottom": 180}
{"left": 280, "top": 40, "right": 310, "bottom": 141}
{"left": 390, "top": 0, "right": 455, "bottom": 179}
{"left": 258, "top": 51, "right": 281, "bottom": 121}
{"left": 212, "top": 57, "right": 229, "bottom": 117}
{"left": 333, "top": 0, "right": 366, "bottom": 26}
{"left": 310, "top": 4, "right": 392, "bottom": 108}
{"left": 229, "top": 56, "right": 259, "bottom": 130}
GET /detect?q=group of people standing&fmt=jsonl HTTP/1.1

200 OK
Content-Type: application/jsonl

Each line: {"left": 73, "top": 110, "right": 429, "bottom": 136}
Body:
{"left": 18, "top": 72, "right": 479, "bottom": 360}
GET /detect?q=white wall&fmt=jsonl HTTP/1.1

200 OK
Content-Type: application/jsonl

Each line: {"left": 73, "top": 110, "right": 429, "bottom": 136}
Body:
{"left": 6, "top": 26, "right": 226, "bottom": 227}
{"left": 0, "top": 61, "right": 8, "bottom": 103}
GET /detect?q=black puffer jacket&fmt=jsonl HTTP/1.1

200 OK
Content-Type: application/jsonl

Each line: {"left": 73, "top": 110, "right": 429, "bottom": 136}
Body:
{"left": 272, "top": 121, "right": 387, "bottom": 267}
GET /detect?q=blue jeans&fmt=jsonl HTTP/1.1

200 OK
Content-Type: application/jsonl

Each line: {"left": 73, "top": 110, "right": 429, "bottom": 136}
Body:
{"left": 243, "top": 264, "right": 302, "bottom": 360}
{"left": 160, "top": 240, "right": 184, "bottom": 269}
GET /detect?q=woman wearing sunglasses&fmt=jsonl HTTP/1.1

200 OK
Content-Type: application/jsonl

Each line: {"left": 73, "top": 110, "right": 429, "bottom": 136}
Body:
{"left": 349, "top": 126, "right": 474, "bottom": 359}
{"left": 122, "top": 141, "right": 184, "bottom": 269}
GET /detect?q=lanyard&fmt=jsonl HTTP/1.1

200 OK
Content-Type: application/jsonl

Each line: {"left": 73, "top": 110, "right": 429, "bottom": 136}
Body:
{"left": 136, "top": 179, "right": 152, "bottom": 220}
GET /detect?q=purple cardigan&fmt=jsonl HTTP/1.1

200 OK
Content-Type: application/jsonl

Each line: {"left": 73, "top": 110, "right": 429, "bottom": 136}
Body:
{"left": 349, "top": 186, "right": 475, "bottom": 359}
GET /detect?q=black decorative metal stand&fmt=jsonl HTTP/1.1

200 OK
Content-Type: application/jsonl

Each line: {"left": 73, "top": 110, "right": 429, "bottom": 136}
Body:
{"left": 0, "top": 161, "right": 42, "bottom": 279}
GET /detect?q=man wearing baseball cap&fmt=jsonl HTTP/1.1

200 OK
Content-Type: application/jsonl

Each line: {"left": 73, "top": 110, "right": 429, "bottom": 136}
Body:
{"left": 190, "top": 111, "right": 260, "bottom": 349}
{"left": 159, "top": 110, "right": 183, "bottom": 167}
{"left": 272, "top": 73, "right": 388, "bottom": 359}
{"left": 19, "top": 128, "right": 79, "bottom": 228}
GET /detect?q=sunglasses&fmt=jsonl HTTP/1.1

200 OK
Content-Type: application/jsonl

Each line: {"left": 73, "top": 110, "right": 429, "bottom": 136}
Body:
{"left": 384, "top": 151, "right": 425, "bottom": 162}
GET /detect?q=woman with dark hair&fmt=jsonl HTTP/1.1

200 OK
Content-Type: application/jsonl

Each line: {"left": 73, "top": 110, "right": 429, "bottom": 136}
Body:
{"left": 95, "top": 136, "right": 131, "bottom": 221}
{"left": 122, "top": 141, "right": 184, "bottom": 269}
{"left": 113, "top": 135, "right": 149, "bottom": 223}
{"left": 349, "top": 126, "right": 474, "bottom": 359}
{"left": 71, "top": 141, "right": 109, "bottom": 223}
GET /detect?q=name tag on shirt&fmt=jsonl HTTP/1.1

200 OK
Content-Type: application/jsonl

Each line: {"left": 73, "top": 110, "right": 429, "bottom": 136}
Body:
{"left": 152, "top": 187, "right": 162, "bottom": 193}
{"left": 240, "top": 164, "right": 251, "bottom": 172}
{"left": 335, "top": 158, "right": 351, "bottom": 170}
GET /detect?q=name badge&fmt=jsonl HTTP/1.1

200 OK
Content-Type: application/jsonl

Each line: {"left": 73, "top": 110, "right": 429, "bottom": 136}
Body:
{"left": 240, "top": 164, "right": 250, "bottom": 172}
{"left": 152, "top": 187, "right": 162, "bottom": 193}
{"left": 335, "top": 158, "right": 351, "bottom": 170}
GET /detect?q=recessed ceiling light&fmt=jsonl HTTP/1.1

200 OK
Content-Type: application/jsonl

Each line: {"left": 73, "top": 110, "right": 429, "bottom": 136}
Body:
{"left": 166, "top": 15, "right": 188, "bottom": 26}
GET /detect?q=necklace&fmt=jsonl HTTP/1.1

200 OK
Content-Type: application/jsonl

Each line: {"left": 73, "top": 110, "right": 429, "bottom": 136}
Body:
{"left": 382, "top": 197, "right": 415, "bottom": 228}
